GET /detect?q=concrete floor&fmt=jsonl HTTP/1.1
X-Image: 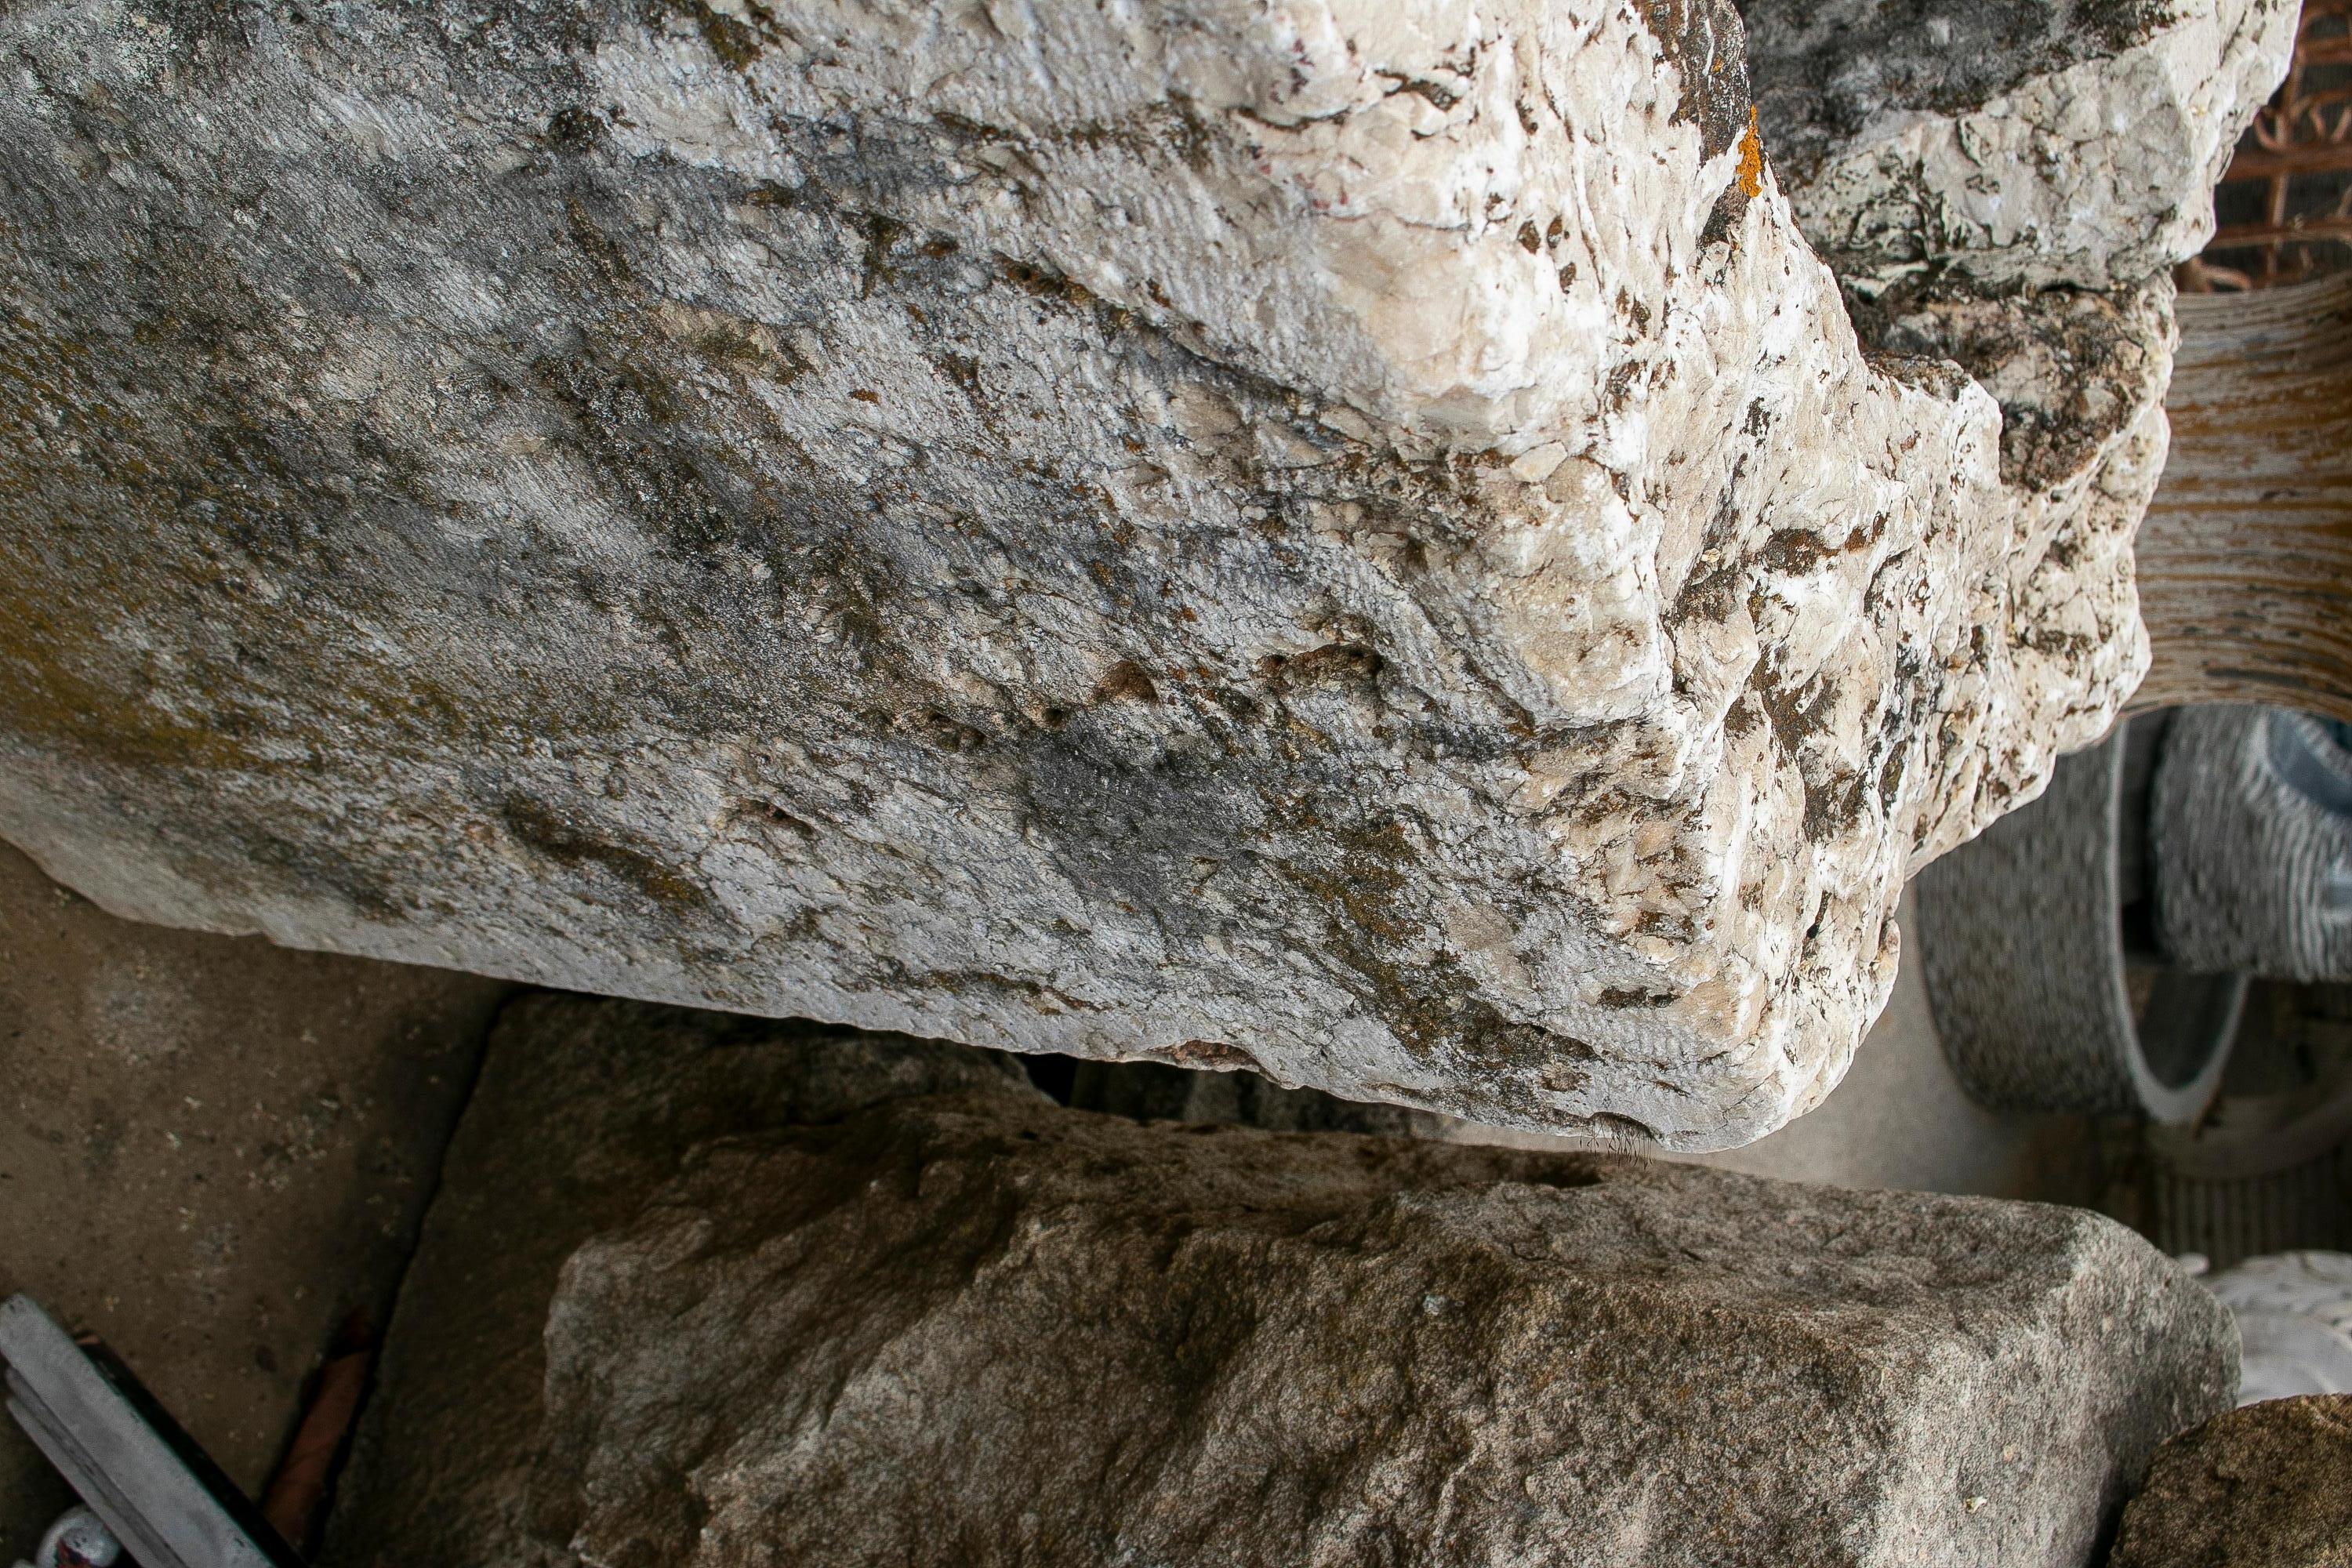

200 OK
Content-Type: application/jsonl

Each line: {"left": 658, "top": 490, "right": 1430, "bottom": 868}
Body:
{"left": 0, "top": 854, "right": 2100, "bottom": 1559}
{"left": 0, "top": 844, "right": 508, "bottom": 1561}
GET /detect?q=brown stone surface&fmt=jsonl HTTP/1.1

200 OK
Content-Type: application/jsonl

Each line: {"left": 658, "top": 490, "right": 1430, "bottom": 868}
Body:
{"left": 0, "top": 842, "right": 509, "bottom": 1559}
{"left": 328, "top": 996, "right": 2232, "bottom": 1568}
{"left": 323, "top": 993, "right": 1040, "bottom": 1567}
{"left": 2108, "top": 1395, "right": 2352, "bottom": 1568}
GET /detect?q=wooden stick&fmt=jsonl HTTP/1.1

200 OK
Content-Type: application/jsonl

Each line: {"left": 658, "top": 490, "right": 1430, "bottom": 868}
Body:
{"left": 2220, "top": 140, "right": 2352, "bottom": 181}
{"left": 2211, "top": 216, "right": 2352, "bottom": 248}
{"left": 258, "top": 1312, "right": 376, "bottom": 1554}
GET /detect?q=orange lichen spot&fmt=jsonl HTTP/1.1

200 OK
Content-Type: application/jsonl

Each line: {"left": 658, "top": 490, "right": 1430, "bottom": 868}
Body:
{"left": 1736, "top": 106, "right": 1765, "bottom": 200}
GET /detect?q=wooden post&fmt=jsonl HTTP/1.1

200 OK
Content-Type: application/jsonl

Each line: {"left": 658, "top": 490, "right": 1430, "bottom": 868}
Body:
{"left": 2132, "top": 271, "right": 2352, "bottom": 725}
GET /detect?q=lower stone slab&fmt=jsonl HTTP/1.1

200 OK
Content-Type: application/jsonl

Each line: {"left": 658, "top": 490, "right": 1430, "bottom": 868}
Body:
{"left": 2107, "top": 1394, "right": 2352, "bottom": 1568}
{"left": 318, "top": 993, "right": 1040, "bottom": 1567}
{"left": 326, "top": 996, "right": 2229, "bottom": 1568}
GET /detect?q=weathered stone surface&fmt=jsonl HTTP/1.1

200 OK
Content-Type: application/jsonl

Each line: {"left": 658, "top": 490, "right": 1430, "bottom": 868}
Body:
{"left": 0, "top": 0, "right": 2288, "bottom": 1145}
{"left": 322, "top": 993, "right": 1039, "bottom": 1567}
{"left": 1748, "top": 0, "right": 2294, "bottom": 788}
{"left": 2107, "top": 1395, "right": 2352, "bottom": 1568}
{"left": 1744, "top": 0, "right": 2296, "bottom": 291}
{"left": 326, "top": 997, "right": 2234, "bottom": 1568}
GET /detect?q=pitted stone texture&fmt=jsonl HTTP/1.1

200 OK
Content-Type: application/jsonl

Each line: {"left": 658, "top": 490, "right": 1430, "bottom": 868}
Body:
{"left": 1739, "top": 0, "right": 2292, "bottom": 854}
{"left": 1744, "top": 0, "right": 2298, "bottom": 292}
{"left": 2107, "top": 1395, "right": 2352, "bottom": 1568}
{"left": 0, "top": 0, "right": 2275, "bottom": 1145}
{"left": 1854, "top": 276, "right": 2182, "bottom": 778}
{"left": 322, "top": 993, "right": 1040, "bottom": 1568}
{"left": 1849, "top": 276, "right": 2176, "bottom": 498}
{"left": 332, "top": 1044, "right": 2236, "bottom": 1568}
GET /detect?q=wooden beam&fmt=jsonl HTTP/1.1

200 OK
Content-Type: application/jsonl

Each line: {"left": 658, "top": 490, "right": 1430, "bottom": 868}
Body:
{"left": 2209, "top": 216, "right": 2352, "bottom": 248}
{"left": 2133, "top": 272, "right": 2352, "bottom": 724}
{"left": 2220, "top": 139, "right": 2352, "bottom": 182}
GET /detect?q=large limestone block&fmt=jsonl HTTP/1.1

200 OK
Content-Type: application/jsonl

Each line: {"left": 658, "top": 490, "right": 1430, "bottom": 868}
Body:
{"left": 0, "top": 0, "right": 2286, "bottom": 1145}
{"left": 325, "top": 996, "right": 2234, "bottom": 1568}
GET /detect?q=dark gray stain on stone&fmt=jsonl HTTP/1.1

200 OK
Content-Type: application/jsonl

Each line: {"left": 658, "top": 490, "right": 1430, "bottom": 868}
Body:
{"left": 1642, "top": 0, "right": 1756, "bottom": 162}
{"left": 1737, "top": 0, "right": 2183, "bottom": 181}
{"left": 1846, "top": 274, "right": 2169, "bottom": 492}
{"left": 1639, "top": 0, "right": 1760, "bottom": 248}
